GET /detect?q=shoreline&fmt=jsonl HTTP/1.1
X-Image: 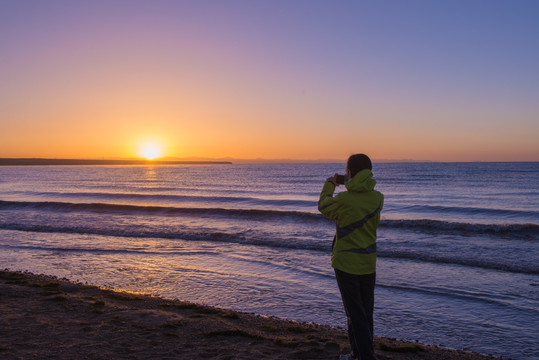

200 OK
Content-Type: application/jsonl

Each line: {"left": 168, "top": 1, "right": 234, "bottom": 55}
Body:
{"left": 0, "top": 270, "right": 508, "bottom": 359}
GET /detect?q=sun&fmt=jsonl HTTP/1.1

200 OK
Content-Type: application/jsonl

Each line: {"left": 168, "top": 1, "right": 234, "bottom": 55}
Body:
{"left": 138, "top": 141, "right": 163, "bottom": 160}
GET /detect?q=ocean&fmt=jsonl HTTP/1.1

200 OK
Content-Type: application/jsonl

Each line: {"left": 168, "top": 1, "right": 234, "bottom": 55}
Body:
{"left": 0, "top": 162, "right": 537, "bottom": 359}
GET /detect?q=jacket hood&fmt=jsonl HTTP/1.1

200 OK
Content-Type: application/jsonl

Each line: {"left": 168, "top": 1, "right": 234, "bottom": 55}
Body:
{"left": 345, "top": 169, "right": 376, "bottom": 192}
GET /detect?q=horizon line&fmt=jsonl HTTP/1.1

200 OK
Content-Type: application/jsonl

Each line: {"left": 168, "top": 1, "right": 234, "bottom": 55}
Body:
{"left": 0, "top": 157, "right": 537, "bottom": 165}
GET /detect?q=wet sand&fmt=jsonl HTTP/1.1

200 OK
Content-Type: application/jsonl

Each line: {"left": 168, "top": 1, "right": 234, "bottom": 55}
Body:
{"left": 0, "top": 270, "right": 508, "bottom": 359}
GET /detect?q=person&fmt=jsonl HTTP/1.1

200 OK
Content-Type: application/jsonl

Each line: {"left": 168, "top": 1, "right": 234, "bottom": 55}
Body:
{"left": 318, "top": 154, "right": 384, "bottom": 360}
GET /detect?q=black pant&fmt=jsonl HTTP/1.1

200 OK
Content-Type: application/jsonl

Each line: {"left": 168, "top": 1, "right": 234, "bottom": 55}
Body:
{"left": 335, "top": 269, "right": 377, "bottom": 360}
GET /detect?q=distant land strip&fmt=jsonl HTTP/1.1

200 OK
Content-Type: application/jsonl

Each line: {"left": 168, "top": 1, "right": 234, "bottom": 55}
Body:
{"left": 0, "top": 158, "right": 232, "bottom": 166}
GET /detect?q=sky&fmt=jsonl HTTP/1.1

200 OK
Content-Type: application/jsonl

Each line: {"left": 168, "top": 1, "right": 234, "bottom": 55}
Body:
{"left": 1, "top": 0, "right": 538, "bottom": 162}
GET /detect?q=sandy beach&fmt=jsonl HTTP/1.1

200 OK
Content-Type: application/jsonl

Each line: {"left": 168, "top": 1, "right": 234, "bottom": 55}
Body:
{"left": 0, "top": 270, "right": 509, "bottom": 360}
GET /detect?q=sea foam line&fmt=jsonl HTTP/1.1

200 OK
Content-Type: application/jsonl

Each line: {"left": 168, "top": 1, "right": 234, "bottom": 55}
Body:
{"left": 4, "top": 190, "right": 316, "bottom": 207}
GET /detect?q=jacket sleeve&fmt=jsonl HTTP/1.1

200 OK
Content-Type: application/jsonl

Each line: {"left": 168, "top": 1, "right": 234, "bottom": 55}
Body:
{"left": 318, "top": 180, "right": 340, "bottom": 221}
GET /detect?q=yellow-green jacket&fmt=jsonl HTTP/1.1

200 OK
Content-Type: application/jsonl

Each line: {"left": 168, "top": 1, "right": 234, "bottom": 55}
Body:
{"left": 318, "top": 169, "right": 384, "bottom": 275}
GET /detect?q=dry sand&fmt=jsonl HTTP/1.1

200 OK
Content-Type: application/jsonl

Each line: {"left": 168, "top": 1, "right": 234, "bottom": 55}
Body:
{"left": 0, "top": 270, "right": 508, "bottom": 360}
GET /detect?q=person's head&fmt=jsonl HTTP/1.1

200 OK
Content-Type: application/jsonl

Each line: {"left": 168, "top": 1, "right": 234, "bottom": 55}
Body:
{"left": 346, "top": 154, "right": 372, "bottom": 178}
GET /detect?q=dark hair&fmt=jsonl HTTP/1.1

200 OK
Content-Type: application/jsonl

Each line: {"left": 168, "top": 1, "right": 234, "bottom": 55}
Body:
{"left": 346, "top": 154, "right": 372, "bottom": 178}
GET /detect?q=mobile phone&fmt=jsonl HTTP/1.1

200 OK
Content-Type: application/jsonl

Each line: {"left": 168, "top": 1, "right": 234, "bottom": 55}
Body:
{"left": 336, "top": 175, "right": 347, "bottom": 184}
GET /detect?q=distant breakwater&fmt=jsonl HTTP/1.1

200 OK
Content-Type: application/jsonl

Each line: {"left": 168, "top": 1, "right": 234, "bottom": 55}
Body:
{"left": 0, "top": 158, "right": 232, "bottom": 166}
